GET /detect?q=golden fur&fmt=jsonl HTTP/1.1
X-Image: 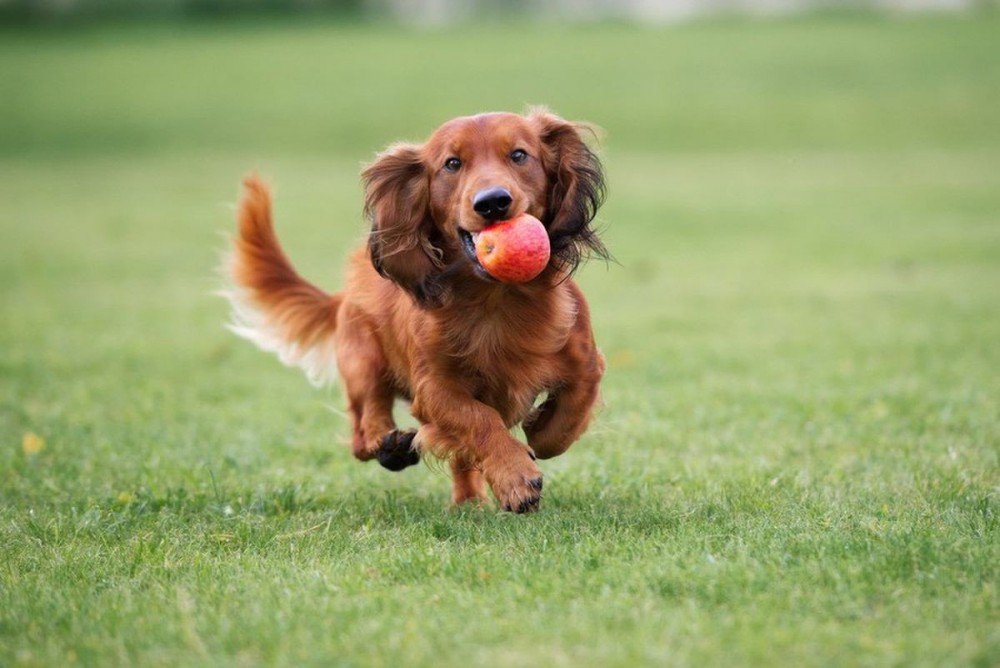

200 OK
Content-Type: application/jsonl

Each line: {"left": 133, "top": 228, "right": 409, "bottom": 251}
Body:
{"left": 225, "top": 110, "right": 607, "bottom": 512}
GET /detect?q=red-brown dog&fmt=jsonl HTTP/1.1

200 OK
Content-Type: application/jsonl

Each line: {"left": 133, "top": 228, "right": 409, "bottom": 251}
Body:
{"left": 223, "top": 109, "right": 607, "bottom": 513}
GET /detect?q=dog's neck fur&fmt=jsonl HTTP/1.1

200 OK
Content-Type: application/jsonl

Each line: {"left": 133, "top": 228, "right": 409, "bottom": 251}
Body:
{"left": 436, "top": 266, "right": 576, "bottom": 351}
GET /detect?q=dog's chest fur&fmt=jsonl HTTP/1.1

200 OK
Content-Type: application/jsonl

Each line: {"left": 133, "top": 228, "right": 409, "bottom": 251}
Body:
{"left": 438, "top": 284, "right": 577, "bottom": 425}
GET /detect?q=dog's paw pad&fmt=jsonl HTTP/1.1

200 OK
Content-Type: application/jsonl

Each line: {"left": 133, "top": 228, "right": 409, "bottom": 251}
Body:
{"left": 376, "top": 430, "right": 420, "bottom": 472}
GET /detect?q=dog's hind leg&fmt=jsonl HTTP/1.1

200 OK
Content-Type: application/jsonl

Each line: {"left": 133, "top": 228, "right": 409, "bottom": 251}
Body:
{"left": 449, "top": 454, "right": 488, "bottom": 505}
{"left": 335, "top": 310, "right": 419, "bottom": 471}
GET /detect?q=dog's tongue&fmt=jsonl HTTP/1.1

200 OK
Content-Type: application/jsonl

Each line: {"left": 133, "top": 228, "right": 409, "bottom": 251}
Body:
{"left": 473, "top": 214, "right": 550, "bottom": 283}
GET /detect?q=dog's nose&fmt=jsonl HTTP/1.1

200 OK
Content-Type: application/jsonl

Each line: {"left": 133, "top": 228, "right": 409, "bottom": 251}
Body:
{"left": 472, "top": 187, "right": 513, "bottom": 221}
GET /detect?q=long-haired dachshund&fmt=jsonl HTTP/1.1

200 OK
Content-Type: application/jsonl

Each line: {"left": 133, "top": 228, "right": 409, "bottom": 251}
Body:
{"left": 223, "top": 109, "right": 607, "bottom": 513}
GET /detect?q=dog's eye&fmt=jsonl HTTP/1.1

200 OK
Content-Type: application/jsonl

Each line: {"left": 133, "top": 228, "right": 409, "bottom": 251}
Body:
{"left": 444, "top": 157, "right": 462, "bottom": 172}
{"left": 510, "top": 149, "right": 529, "bottom": 165}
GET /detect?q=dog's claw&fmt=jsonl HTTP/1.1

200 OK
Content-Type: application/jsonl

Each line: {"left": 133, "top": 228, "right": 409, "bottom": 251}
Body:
{"left": 513, "top": 494, "right": 540, "bottom": 514}
{"left": 376, "top": 430, "right": 420, "bottom": 471}
{"left": 498, "top": 474, "right": 543, "bottom": 514}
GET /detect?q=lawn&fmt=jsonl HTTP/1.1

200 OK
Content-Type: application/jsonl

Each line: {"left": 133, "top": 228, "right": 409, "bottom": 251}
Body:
{"left": 1, "top": 13, "right": 998, "bottom": 667}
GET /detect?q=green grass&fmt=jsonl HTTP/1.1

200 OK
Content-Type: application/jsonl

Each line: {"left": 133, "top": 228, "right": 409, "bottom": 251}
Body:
{"left": 2, "top": 13, "right": 999, "bottom": 667}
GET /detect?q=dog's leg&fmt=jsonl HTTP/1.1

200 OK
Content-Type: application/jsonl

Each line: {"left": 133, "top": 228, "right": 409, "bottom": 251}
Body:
{"left": 336, "top": 314, "right": 419, "bottom": 471}
{"left": 411, "top": 378, "right": 542, "bottom": 513}
{"left": 523, "top": 379, "right": 601, "bottom": 459}
{"left": 412, "top": 425, "right": 487, "bottom": 504}
{"left": 449, "top": 455, "right": 488, "bottom": 505}
{"left": 525, "top": 334, "right": 605, "bottom": 459}
{"left": 344, "top": 387, "right": 420, "bottom": 471}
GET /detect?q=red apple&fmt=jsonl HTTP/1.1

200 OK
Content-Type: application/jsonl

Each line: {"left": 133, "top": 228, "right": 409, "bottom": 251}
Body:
{"left": 474, "top": 213, "right": 551, "bottom": 283}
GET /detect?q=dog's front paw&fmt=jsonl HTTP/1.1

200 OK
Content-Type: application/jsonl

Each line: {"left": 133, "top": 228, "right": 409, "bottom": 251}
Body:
{"left": 376, "top": 429, "right": 421, "bottom": 472}
{"left": 484, "top": 452, "right": 543, "bottom": 514}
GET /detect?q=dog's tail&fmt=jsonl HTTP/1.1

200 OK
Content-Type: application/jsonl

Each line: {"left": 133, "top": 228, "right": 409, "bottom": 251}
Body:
{"left": 221, "top": 175, "right": 342, "bottom": 386}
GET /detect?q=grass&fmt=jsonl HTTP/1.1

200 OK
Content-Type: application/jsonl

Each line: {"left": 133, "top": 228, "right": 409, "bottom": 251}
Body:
{"left": 2, "top": 13, "right": 999, "bottom": 668}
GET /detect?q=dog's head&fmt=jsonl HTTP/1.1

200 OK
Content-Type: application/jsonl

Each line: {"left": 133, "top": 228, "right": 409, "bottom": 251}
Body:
{"left": 362, "top": 109, "right": 607, "bottom": 306}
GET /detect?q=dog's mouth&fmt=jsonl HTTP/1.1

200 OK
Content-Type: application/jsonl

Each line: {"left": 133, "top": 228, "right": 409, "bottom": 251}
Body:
{"left": 458, "top": 229, "right": 497, "bottom": 282}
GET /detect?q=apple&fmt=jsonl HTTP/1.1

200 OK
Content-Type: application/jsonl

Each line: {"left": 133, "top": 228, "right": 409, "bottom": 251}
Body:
{"left": 473, "top": 213, "right": 551, "bottom": 283}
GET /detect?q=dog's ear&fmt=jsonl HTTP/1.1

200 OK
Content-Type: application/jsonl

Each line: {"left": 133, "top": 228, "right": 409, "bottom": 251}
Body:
{"left": 363, "top": 143, "right": 445, "bottom": 306}
{"left": 532, "top": 111, "right": 608, "bottom": 270}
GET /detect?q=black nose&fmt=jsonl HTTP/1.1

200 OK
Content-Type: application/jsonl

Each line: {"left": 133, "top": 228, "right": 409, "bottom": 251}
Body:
{"left": 472, "top": 187, "right": 513, "bottom": 221}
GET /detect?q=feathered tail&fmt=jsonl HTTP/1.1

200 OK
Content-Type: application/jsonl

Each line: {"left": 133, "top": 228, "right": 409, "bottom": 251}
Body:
{"left": 220, "top": 175, "right": 342, "bottom": 386}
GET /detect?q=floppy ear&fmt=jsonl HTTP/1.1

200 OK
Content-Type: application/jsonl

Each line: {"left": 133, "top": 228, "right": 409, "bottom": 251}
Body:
{"left": 362, "top": 143, "right": 445, "bottom": 305}
{"left": 533, "top": 111, "right": 608, "bottom": 270}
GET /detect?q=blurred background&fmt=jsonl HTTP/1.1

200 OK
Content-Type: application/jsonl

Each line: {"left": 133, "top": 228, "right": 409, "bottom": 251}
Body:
{"left": 0, "top": 0, "right": 993, "bottom": 23}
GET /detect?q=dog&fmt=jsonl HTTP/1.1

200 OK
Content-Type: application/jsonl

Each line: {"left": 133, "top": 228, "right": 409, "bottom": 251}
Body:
{"left": 223, "top": 109, "right": 607, "bottom": 513}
